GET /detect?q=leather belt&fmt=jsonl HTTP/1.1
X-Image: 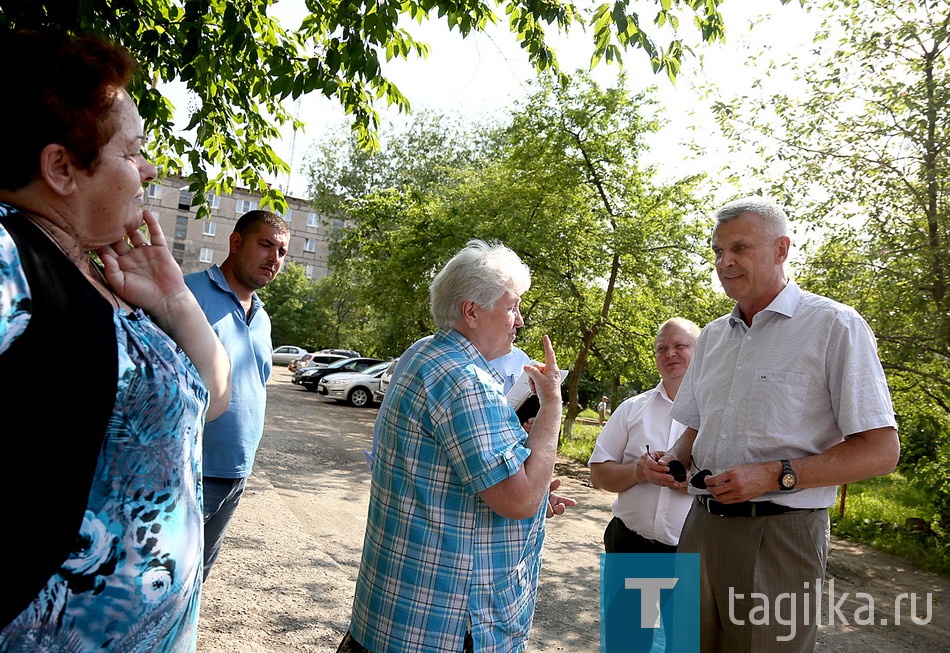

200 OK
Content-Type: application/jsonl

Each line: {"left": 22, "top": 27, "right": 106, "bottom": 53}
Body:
{"left": 696, "top": 495, "right": 818, "bottom": 517}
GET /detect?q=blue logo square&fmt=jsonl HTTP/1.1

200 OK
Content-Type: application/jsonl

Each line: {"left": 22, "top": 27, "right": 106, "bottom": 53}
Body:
{"left": 600, "top": 553, "right": 699, "bottom": 653}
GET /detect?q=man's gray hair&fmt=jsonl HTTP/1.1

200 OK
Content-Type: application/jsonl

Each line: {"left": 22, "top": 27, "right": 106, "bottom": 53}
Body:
{"left": 656, "top": 317, "right": 701, "bottom": 343}
{"left": 714, "top": 196, "right": 789, "bottom": 239}
{"left": 430, "top": 239, "right": 531, "bottom": 331}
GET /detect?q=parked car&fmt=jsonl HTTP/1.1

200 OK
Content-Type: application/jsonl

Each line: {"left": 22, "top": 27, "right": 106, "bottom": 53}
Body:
{"left": 294, "top": 356, "right": 382, "bottom": 392}
{"left": 272, "top": 345, "right": 308, "bottom": 366}
{"left": 288, "top": 352, "right": 347, "bottom": 373}
{"left": 373, "top": 357, "right": 400, "bottom": 403}
{"left": 317, "top": 348, "right": 360, "bottom": 358}
{"left": 318, "top": 361, "right": 391, "bottom": 407}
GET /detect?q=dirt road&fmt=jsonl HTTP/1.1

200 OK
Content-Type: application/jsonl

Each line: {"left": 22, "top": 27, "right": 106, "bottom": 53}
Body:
{"left": 197, "top": 368, "right": 950, "bottom": 652}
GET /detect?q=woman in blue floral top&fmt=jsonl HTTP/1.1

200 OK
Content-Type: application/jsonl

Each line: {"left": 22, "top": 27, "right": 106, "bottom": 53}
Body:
{"left": 0, "top": 30, "right": 231, "bottom": 652}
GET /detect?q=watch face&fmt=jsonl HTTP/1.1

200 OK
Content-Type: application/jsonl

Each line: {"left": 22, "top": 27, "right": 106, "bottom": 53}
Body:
{"left": 781, "top": 473, "right": 797, "bottom": 488}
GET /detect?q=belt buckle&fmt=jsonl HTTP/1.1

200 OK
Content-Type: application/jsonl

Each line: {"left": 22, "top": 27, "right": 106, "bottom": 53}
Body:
{"left": 701, "top": 495, "right": 715, "bottom": 513}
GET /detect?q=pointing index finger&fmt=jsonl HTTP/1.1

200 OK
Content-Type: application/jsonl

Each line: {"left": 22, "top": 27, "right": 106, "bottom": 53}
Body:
{"left": 540, "top": 334, "right": 558, "bottom": 376}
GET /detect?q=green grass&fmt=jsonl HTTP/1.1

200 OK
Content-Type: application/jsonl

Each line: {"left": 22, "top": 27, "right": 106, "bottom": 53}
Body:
{"left": 831, "top": 473, "right": 949, "bottom": 576}
{"left": 559, "top": 420, "right": 601, "bottom": 462}
{"left": 557, "top": 418, "right": 950, "bottom": 577}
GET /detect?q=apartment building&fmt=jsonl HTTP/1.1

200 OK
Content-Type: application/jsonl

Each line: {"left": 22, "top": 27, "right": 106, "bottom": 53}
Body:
{"left": 144, "top": 173, "right": 335, "bottom": 279}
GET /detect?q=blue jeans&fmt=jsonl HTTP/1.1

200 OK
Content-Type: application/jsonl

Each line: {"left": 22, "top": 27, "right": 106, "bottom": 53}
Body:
{"left": 202, "top": 476, "right": 248, "bottom": 580}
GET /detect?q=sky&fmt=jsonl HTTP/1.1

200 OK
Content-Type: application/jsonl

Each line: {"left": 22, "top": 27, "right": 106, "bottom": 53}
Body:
{"left": 160, "top": 1, "right": 826, "bottom": 200}
{"left": 252, "top": 1, "right": 826, "bottom": 199}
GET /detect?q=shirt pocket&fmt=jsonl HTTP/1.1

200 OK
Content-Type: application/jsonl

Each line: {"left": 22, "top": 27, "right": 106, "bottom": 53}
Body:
{"left": 486, "top": 556, "right": 537, "bottom": 642}
{"left": 747, "top": 370, "right": 811, "bottom": 438}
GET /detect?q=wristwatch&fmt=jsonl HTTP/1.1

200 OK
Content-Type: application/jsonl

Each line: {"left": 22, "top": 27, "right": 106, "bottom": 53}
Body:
{"left": 779, "top": 459, "right": 797, "bottom": 491}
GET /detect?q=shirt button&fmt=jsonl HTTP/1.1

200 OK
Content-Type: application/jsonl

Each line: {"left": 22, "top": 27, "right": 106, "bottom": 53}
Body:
{"left": 728, "top": 400, "right": 734, "bottom": 405}
{"left": 737, "top": 366, "right": 742, "bottom": 371}
{"left": 746, "top": 335, "right": 752, "bottom": 341}
{"left": 720, "top": 434, "right": 727, "bottom": 439}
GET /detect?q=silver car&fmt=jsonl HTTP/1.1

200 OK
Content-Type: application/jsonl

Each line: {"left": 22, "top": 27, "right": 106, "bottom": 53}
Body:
{"left": 317, "top": 361, "right": 391, "bottom": 407}
{"left": 272, "top": 345, "right": 308, "bottom": 366}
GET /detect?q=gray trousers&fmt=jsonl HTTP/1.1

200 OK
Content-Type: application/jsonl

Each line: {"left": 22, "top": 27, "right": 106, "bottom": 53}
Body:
{"left": 678, "top": 500, "right": 830, "bottom": 653}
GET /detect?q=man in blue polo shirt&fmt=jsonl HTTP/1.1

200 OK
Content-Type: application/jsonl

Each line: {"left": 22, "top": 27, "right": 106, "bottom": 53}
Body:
{"left": 184, "top": 210, "right": 290, "bottom": 580}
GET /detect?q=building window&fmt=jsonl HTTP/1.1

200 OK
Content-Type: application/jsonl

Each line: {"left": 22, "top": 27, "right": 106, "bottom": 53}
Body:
{"left": 304, "top": 238, "right": 316, "bottom": 253}
{"left": 202, "top": 221, "right": 216, "bottom": 236}
{"left": 146, "top": 184, "right": 162, "bottom": 199}
{"left": 305, "top": 264, "right": 314, "bottom": 279}
{"left": 199, "top": 247, "right": 214, "bottom": 263}
{"left": 172, "top": 242, "right": 185, "bottom": 265}
{"left": 236, "top": 199, "right": 257, "bottom": 214}
{"left": 175, "top": 215, "right": 188, "bottom": 240}
{"left": 307, "top": 212, "right": 319, "bottom": 227}
{"left": 206, "top": 192, "right": 220, "bottom": 209}
{"left": 279, "top": 208, "right": 293, "bottom": 222}
{"left": 178, "top": 188, "right": 193, "bottom": 210}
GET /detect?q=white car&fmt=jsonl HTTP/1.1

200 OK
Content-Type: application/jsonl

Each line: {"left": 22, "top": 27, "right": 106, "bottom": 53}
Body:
{"left": 373, "top": 358, "right": 400, "bottom": 403}
{"left": 272, "top": 345, "right": 308, "bottom": 366}
{"left": 317, "top": 361, "right": 391, "bottom": 407}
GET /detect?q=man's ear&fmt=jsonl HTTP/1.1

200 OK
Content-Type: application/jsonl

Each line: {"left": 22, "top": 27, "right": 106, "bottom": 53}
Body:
{"left": 775, "top": 235, "right": 791, "bottom": 263}
{"left": 460, "top": 299, "right": 479, "bottom": 329}
{"left": 39, "top": 144, "right": 78, "bottom": 196}
{"left": 228, "top": 230, "right": 243, "bottom": 254}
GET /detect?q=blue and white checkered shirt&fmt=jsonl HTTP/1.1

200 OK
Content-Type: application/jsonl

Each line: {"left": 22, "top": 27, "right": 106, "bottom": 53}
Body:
{"left": 348, "top": 329, "right": 546, "bottom": 653}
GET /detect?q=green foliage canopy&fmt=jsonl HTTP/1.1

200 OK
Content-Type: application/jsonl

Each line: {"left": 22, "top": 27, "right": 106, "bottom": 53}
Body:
{"left": 310, "top": 72, "right": 729, "bottom": 431}
{"left": 0, "top": 0, "right": 739, "bottom": 218}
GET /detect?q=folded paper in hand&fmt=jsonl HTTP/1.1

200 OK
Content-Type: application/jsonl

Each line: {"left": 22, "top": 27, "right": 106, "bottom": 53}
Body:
{"left": 506, "top": 366, "right": 569, "bottom": 423}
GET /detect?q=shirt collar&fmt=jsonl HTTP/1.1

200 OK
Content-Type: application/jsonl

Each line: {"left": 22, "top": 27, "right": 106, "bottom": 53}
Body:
{"left": 727, "top": 278, "right": 800, "bottom": 328}
{"left": 207, "top": 264, "right": 264, "bottom": 312}
{"left": 437, "top": 329, "right": 505, "bottom": 386}
{"left": 655, "top": 380, "right": 674, "bottom": 404}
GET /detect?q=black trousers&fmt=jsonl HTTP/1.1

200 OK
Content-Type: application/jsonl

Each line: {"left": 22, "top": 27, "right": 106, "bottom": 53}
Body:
{"left": 603, "top": 517, "right": 678, "bottom": 651}
{"left": 603, "top": 516, "right": 677, "bottom": 554}
{"left": 337, "top": 629, "right": 474, "bottom": 653}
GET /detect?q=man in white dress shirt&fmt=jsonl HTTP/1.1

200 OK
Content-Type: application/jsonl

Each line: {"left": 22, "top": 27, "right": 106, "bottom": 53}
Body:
{"left": 588, "top": 317, "right": 700, "bottom": 553}
{"left": 646, "top": 196, "right": 900, "bottom": 653}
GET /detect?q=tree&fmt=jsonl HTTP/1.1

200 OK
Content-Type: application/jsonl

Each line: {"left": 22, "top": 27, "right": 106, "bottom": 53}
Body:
{"left": 256, "top": 262, "right": 318, "bottom": 348}
{"left": 314, "top": 73, "right": 729, "bottom": 436}
{"left": 712, "top": 0, "right": 950, "bottom": 526}
{"left": 0, "top": 0, "right": 741, "bottom": 218}
{"left": 461, "top": 72, "right": 727, "bottom": 436}
{"left": 306, "top": 110, "right": 497, "bottom": 214}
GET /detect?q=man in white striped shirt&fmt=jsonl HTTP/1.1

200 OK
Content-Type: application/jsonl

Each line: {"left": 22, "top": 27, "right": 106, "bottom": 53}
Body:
{"left": 646, "top": 196, "right": 900, "bottom": 653}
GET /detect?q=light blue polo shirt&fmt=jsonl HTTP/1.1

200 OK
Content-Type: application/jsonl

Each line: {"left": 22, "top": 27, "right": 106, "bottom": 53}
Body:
{"left": 185, "top": 265, "right": 272, "bottom": 478}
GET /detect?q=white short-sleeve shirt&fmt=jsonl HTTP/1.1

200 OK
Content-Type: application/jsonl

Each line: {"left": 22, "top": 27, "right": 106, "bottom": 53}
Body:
{"left": 588, "top": 383, "right": 694, "bottom": 546}
{"left": 671, "top": 280, "right": 897, "bottom": 509}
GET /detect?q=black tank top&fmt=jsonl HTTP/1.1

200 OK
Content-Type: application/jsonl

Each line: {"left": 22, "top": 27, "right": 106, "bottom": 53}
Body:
{"left": 0, "top": 207, "right": 118, "bottom": 627}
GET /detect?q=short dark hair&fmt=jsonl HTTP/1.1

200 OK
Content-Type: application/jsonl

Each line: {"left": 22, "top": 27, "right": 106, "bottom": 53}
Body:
{"left": 233, "top": 210, "right": 290, "bottom": 237}
{"left": 0, "top": 30, "right": 138, "bottom": 190}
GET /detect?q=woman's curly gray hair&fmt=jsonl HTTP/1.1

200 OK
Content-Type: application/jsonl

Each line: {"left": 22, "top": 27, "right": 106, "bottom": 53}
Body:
{"left": 430, "top": 239, "right": 531, "bottom": 331}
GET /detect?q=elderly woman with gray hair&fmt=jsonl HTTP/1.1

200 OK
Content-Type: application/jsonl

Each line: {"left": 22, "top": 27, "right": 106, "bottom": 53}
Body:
{"left": 338, "top": 239, "right": 572, "bottom": 653}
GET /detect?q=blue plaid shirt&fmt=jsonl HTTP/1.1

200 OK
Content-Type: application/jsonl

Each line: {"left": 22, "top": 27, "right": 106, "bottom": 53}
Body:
{"left": 349, "top": 329, "right": 547, "bottom": 653}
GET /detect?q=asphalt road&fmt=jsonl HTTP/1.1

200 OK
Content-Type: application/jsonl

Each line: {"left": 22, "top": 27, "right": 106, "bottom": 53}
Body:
{"left": 198, "top": 368, "right": 950, "bottom": 653}
{"left": 198, "top": 367, "right": 612, "bottom": 653}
